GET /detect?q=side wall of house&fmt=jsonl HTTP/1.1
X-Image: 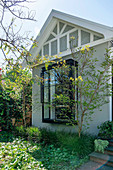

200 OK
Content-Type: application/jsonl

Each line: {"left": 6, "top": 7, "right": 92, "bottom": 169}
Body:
{"left": 32, "top": 42, "right": 111, "bottom": 135}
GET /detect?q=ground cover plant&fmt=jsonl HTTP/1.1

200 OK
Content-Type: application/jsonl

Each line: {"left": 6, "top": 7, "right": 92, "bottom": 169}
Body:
{"left": 0, "top": 131, "right": 44, "bottom": 170}
{"left": 0, "top": 128, "right": 95, "bottom": 169}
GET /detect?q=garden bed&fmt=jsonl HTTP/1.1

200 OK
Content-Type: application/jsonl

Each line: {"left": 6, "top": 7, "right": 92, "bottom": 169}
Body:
{"left": 0, "top": 128, "right": 95, "bottom": 169}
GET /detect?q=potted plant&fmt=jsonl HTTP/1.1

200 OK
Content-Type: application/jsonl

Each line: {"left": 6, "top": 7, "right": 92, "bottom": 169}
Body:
{"left": 94, "top": 139, "right": 109, "bottom": 153}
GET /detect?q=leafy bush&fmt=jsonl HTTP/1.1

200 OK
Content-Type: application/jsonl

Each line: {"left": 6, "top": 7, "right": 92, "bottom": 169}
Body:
{"left": 0, "top": 138, "right": 44, "bottom": 169}
{"left": 14, "top": 126, "right": 95, "bottom": 158}
{"left": 57, "top": 132, "right": 95, "bottom": 158}
{"left": 32, "top": 144, "right": 88, "bottom": 170}
{"left": 94, "top": 139, "right": 109, "bottom": 153}
{"left": 0, "top": 86, "right": 22, "bottom": 130}
{"left": 40, "top": 128, "right": 59, "bottom": 146}
{"left": 0, "top": 131, "right": 89, "bottom": 170}
{"left": 39, "top": 130, "right": 95, "bottom": 157}
{"left": 97, "top": 121, "right": 113, "bottom": 139}
{"left": 26, "top": 127, "right": 41, "bottom": 142}
{"left": 14, "top": 126, "right": 27, "bottom": 138}
{"left": 0, "top": 130, "right": 14, "bottom": 142}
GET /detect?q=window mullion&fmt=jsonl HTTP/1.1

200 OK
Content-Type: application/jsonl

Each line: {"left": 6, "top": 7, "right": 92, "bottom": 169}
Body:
{"left": 67, "top": 33, "right": 69, "bottom": 50}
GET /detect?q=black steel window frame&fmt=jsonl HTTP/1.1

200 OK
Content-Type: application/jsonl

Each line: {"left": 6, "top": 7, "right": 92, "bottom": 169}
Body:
{"left": 41, "top": 59, "right": 78, "bottom": 124}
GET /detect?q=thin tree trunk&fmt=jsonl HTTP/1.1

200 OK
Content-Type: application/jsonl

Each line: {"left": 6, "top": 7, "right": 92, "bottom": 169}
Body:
{"left": 22, "top": 86, "right": 26, "bottom": 127}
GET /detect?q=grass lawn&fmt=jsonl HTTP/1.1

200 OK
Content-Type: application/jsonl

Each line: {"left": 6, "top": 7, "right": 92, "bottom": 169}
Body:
{"left": 0, "top": 128, "right": 94, "bottom": 169}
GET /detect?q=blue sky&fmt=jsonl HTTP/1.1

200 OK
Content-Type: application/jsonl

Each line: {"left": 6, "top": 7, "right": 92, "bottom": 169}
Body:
{"left": 27, "top": 0, "right": 113, "bottom": 37}
{"left": 1, "top": 0, "right": 113, "bottom": 67}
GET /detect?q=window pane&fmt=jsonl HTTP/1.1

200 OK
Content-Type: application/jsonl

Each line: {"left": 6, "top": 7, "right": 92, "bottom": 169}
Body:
{"left": 44, "top": 104, "right": 49, "bottom": 119}
{"left": 81, "top": 30, "right": 90, "bottom": 45}
{"left": 50, "top": 69, "right": 55, "bottom": 102}
{"left": 94, "top": 35, "right": 103, "bottom": 41}
{"left": 44, "top": 71, "right": 49, "bottom": 102}
{"left": 43, "top": 44, "right": 49, "bottom": 56}
{"left": 59, "top": 22, "right": 65, "bottom": 32}
{"left": 50, "top": 106, "right": 55, "bottom": 119}
{"left": 51, "top": 40, "right": 57, "bottom": 56}
{"left": 50, "top": 69, "right": 55, "bottom": 85}
{"left": 44, "top": 86, "right": 49, "bottom": 102}
{"left": 63, "top": 25, "right": 74, "bottom": 34}
{"left": 46, "top": 34, "right": 55, "bottom": 42}
{"left": 44, "top": 71, "right": 49, "bottom": 86}
{"left": 50, "top": 69, "right": 55, "bottom": 119}
{"left": 55, "top": 66, "right": 70, "bottom": 85}
{"left": 60, "top": 35, "right": 67, "bottom": 52}
{"left": 53, "top": 24, "right": 57, "bottom": 34}
{"left": 69, "top": 30, "right": 78, "bottom": 48}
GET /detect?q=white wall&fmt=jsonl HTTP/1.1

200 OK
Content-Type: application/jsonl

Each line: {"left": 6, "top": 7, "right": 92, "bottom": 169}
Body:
{"left": 32, "top": 41, "right": 111, "bottom": 135}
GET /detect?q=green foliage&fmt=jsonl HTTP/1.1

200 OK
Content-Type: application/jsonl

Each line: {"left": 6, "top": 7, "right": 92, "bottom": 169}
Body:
{"left": 40, "top": 128, "right": 59, "bottom": 146}
{"left": 14, "top": 126, "right": 95, "bottom": 158}
{"left": 94, "top": 139, "right": 109, "bottom": 153}
{"left": 0, "top": 138, "right": 44, "bottom": 169}
{"left": 0, "top": 86, "right": 22, "bottom": 130}
{"left": 0, "top": 131, "right": 14, "bottom": 142}
{"left": 0, "top": 130, "right": 89, "bottom": 170}
{"left": 57, "top": 132, "right": 95, "bottom": 158}
{"left": 32, "top": 144, "right": 88, "bottom": 170}
{"left": 26, "top": 127, "right": 41, "bottom": 142}
{"left": 1, "top": 64, "right": 32, "bottom": 128}
{"left": 97, "top": 121, "right": 113, "bottom": 139}
{"left": 15, "top": 126, "right": 27, "bottom": 138}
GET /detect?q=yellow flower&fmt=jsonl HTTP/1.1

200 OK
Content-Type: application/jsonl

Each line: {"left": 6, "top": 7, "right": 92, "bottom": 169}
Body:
{"left": 78, "top": 76, "right": 83, "bottom": 81}
{"left": 75, "top": 78, "right": 78, "bottom": 81}
{"left": 63, "top": 60, "right": 66, "bottom": 63}
{"left": 81, "top": 47, "right": 85, "bottom": 51}
{"left": 70, "top": 36, "right": 75, "bottom": 40}
{"left": 85, "top": 45, "right": 90, "bottom": 51}
{"left": 56, "top": 96, "right": 60, "bottom": 99}
{"left": 70, "top": 77, "right": 74, "bottom": 81}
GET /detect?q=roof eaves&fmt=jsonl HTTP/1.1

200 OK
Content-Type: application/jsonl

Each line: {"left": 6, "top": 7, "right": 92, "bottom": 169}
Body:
{"left": 52, "top": 9, "right": 113, "bottom": 32}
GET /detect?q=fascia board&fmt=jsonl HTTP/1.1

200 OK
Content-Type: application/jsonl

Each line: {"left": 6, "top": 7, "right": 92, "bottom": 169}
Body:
{"left": 52, "top": 10, "right": 113, "bottom": 33}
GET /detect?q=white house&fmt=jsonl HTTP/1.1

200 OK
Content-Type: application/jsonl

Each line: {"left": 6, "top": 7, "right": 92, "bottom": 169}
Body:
{"left": 31, "top": 10, "right": 113, "bottom": 135}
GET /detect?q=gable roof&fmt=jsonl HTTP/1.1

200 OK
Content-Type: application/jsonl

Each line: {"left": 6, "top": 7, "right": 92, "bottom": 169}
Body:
{"left": 37, "top": 9, "right": 113, "bottom": 40}
{"left": 30, "top": 10, "right": 113, "bottom": 59}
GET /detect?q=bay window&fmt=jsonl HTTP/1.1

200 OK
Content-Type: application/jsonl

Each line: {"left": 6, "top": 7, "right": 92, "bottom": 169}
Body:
{"left": 41, "top": 59, "right": 77, "bottom": 123}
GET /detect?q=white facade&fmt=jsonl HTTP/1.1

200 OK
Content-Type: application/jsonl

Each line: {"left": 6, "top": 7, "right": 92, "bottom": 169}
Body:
{"left": 31, "top": 10, "right": 113, "bottom": 135}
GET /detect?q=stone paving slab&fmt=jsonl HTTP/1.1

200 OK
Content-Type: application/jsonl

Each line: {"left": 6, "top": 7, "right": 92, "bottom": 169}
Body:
{"left": 97, "top": 165, "right": 113, "bottom": 170}
{"left": 77, "top": 160, "right": 105, "bottom": 170}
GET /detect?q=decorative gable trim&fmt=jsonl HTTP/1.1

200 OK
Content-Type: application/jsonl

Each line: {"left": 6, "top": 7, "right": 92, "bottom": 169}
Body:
{"left": 30, "top": 10, "right": 113, "bottom": 60}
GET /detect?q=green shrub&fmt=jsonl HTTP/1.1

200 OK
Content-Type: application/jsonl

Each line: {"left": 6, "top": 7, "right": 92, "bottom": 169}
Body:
{"left": 0, "top": 131, "right": 14, "bottom": 142}
{"left": 14, "top": 126, "right": 95, "bottom": 158}
{"left": 26, "top": 127, "right": 41, "bottom": 142}
{"left": 94, "top": 139, "right": 109, "bottom": 153}
{"left": 40, "top": 128, "right": 59, "bottom": 146}
{"left": 57, "top": 132, "right": 95, "bottom": 157}
{"left": 40, "top": 129, "right": 95, "bottom": 157}
{"left": 97, "top": 121, "right": 113, "bottom": 139}
{"left": 15, "top": 126, "right": 27, "bottom": 138}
